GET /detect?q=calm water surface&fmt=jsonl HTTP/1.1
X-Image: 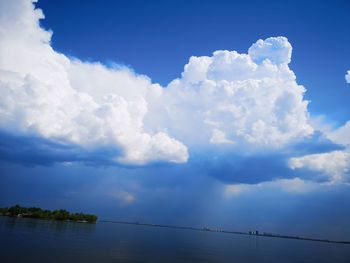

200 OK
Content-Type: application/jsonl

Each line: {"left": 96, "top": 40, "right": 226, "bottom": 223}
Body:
{"left": 0, "top": 217, "right": 349, "bottom": 263}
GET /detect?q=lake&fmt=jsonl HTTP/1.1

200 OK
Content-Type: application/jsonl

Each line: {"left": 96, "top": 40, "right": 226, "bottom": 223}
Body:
{"left": 0, "top": 217, "right": 349, "bottom": 262}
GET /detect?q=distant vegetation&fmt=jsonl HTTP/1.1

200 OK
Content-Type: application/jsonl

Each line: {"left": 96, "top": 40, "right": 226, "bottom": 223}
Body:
{"left": 0, "top": 205, "right": 97, "bottom": 223}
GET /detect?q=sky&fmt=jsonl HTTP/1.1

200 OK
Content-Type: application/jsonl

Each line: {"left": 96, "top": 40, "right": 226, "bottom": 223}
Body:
{"left": 0, "top": 0, "right": 350, "bottom": 239}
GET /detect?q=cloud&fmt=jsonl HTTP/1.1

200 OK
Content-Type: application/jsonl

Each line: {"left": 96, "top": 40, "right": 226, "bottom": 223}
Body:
{"left": 146, "top": 38, "right": 313, "bottom": 150}
{"left": 210, "top": 129, "right": 235, "bottom": 144}
{"left": 225, "top": 178, "right": 322, "bottom": 197}
{"left": 287, "top": 71, "right": 350, "bottom": 184}
{"left": 248, "top": 36, "right": 292, "bottom": 64}
{"left": 0, "top": 130, "right": 122, "bottom": 166}
{"left": 289, "top": 151, "right": 350, "bottom": 182}
{"left": 288, "top": 97, "right": 350, "bottom": 183}
{"left": 188, "top": 131, "right": 346, "bottom": 185}
{"left": 328, "top": 121, "right": 350, "bottom": 147}
{"left": 0, "top": 0, "right": 314, "bottom": 168}
{"left": 109, "top": 190, "right": 136, "bottom": 206}
{"left": 0, "top": 0, "right": 188, "bottom": 165}
{"left": 194, "top": 151, "right": 294, "bottom": 184}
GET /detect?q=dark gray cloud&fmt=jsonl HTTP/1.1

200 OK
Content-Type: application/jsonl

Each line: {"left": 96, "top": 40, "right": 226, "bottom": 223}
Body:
{"left": 0, "top": 130, "right": 121, "bottom": 166}
{"left": 0, "top": 128, "right": 343, "bottom": 185}
{"left": 186, "top": 132, "right": 343, "bottom": 184}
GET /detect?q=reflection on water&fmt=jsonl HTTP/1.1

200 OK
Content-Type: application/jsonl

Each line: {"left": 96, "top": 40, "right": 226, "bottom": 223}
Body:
{"left": 1, "top": 216, "right": 96, "bottom": 234}
{"left": 0, "top": 217, "right": 349, "bottom": 263}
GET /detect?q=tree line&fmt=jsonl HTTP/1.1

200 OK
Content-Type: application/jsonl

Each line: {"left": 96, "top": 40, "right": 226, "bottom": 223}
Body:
{"left": 0, "top": 205, "right": 97, "bottom": 223}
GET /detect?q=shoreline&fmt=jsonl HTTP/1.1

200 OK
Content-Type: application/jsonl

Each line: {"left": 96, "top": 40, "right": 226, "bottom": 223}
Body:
{"left": 0, "top": 214, "right": 94, "bottom": 224}
{"left": 2, "top": 215, "right": 349, "bottom": 245}
{"left": 99, "top": 220, "right": 350, "bottom": 245}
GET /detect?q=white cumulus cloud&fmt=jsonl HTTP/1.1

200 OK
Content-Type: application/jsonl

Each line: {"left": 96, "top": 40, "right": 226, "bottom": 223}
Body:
{"left": 346, "top": 70, "right": 350, "bottom": 83}
{"left": 0, "top": 0, "right": 188, "bottom": 165}
{"left": 0, "top": 0, "right": 315, "bottom": 166}
{"left": 146, "top": 37, "right": 313, "bottom": 149}
{"left": 248, "top": 36, "right": 292, "bottom": 64}
{"left": 289, "top": 151, "right": 350, "bottom": 182}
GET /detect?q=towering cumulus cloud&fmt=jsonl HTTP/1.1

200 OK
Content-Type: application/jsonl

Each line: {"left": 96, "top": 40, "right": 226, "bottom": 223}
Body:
{"left": 0, "top": 0, "right": 188, "bottom": 165}
{"left": 0, "top": 0, "right": 314, "bottom": 166}
{"left": 149, "top": 37, "right": 313, "bottom": 148}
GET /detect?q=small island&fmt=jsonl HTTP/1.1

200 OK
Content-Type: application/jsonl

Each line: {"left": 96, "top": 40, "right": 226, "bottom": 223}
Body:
{"left": 0, "top": 205, "right": 98, "bottom": 223}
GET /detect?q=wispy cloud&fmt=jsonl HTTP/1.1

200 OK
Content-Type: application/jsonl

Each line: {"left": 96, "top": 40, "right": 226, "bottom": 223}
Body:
{"left": 109, "top": 190, "right": 136, "bottom": 206}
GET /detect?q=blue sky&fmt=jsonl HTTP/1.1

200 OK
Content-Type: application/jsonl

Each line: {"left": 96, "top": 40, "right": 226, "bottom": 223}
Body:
{"left": 36, "top": 0, "right": 350, "bottom": 123}
{"left": 0, "top": 0, "right": 350, "bottom": 239}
